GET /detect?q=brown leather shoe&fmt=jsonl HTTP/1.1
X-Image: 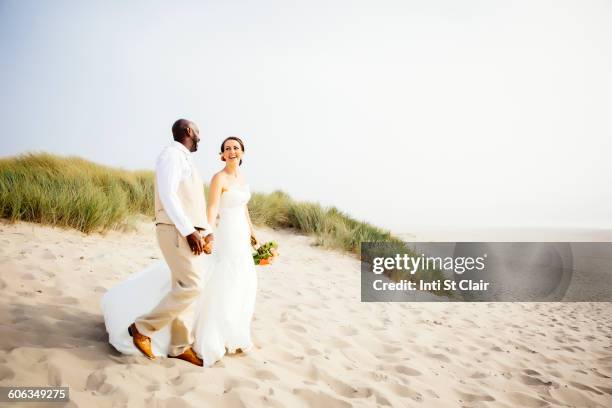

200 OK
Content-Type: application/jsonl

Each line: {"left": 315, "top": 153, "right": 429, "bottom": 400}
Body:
{"left": 128, "top": 323, "right": 155, "bottom": 360}
{"left": 168, "top": 347, "right": 204, "bottom": 367}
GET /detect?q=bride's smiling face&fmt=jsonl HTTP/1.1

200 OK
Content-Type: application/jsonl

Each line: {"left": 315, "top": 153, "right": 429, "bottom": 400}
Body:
{"left": 221, "top": 139, "right": 244, "bottom": 165}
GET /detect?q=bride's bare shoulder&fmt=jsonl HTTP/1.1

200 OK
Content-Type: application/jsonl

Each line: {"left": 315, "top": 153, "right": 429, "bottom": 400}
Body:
{"left": 210, "top": 171, "right": 227, "bottom": 183}
{"left": 210, "top": 172, "right": 229, "bottom": 193}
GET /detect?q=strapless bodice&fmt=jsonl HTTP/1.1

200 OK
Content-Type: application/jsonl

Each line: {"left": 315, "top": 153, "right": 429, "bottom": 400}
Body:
{"left": 219, "top": 184, "right": 251, "bottom": 212}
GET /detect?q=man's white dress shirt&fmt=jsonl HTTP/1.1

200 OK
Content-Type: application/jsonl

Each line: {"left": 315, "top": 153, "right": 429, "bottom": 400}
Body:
{"left": 155, "top": 141, "right": 212, "bottom": 237}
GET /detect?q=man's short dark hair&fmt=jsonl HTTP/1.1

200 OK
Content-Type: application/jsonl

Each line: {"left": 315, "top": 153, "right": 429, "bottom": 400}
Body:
{"left": 172, "top": 119, "right": 191, "bottom": 141}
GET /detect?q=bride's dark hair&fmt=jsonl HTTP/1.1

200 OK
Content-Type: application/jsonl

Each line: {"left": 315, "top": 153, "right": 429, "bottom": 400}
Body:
{"left": 220, "top": 136, "right": 245, "bottom": 166}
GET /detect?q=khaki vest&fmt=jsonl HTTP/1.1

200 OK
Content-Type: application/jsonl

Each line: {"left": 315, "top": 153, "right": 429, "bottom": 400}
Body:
{"left": 154, "top": 162, "right": 208, "bottom": 230}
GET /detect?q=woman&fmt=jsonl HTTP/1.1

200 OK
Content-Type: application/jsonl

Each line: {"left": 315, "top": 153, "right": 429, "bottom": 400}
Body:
{"left": 101, "top": 136, "right": 258, "bottom": 367}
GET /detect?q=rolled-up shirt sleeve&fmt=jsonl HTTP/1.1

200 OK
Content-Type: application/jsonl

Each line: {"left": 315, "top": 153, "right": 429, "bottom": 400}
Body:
{"left": 156, "top": 150, "right": 196, "bottom": 237}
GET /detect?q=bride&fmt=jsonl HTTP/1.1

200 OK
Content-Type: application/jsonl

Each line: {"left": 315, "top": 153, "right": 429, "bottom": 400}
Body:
{"left": 101, "top": 136, "right": 258, "bottom": 367}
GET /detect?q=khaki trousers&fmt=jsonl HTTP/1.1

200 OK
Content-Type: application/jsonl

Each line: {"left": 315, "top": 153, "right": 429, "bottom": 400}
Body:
{"left": 135, "top": 224, "right": 201, "bottom": 356}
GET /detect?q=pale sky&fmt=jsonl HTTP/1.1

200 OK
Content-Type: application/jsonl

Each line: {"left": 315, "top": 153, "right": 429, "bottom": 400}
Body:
{"left": 1, "top": 0, "right": 611, "bottom": 232}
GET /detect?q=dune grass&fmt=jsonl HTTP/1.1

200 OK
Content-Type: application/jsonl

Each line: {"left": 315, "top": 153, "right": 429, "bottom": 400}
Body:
{"left": 0, "top": 153, "right": 449, "bottom": 294}
{"left": 247, "top": 190, "right": 402, "bottom": 253}
{"left": 0, "top": 153, "right": 154, "bottom": 233}
{"left": 0, "top": 153, "right": 399, "bottom": 252}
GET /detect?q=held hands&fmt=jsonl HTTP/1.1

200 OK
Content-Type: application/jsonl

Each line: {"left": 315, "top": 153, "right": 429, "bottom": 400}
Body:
{"left": 203, "top": 233, "right": 214, "bottom": 255}
{"left": 186, "top": 231, "right": 205, "bottom": 255}
{"left": 186, "top": 231, "right": 214, "bottom": 255}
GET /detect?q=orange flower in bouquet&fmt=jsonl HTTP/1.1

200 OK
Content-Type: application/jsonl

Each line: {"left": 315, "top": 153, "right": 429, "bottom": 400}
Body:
{"left": 252, "top": 241, "right": 279, "bottom": 266}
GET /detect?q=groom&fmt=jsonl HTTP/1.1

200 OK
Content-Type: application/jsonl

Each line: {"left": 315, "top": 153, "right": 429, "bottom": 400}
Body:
{"left": 128, "top": 118, "right": 214, "bottom": 366}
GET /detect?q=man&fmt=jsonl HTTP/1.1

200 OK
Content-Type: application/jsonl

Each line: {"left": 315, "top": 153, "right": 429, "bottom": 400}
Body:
{"left": 128, "top": 118, "right": 214, "bottom": 366}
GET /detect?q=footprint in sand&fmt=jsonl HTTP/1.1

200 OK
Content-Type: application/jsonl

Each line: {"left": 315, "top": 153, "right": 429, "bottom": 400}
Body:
{"left": 569, "top": 381, "right": 604, "bottom": 395}
{"left": 388, "top": 383, "right": 423, "bottom": 402}
{"left": 369, "top": 370, "right": 389, "bottom": 382}
{"left": 469, "top": 371, "right": 487, "bottom": 379}
{"left": 520, "top": 375, "right": 555, "bottom": 387}
{"left": 394, "top": 365, "right": 422, "bottom": 376}
{"left": 146, "top": 383, "right": 161, "bottom": 392}
{"left": 319, "top": 372, "right": 361, "bottom": 398}
{"left": 42, "top": 250, "right": 57, "bottom": 260}
{"left": 456, "top": 390, "right": 495, "bottom": 403}
{"left": 169, "top": 374, "right": 183, "bottom": 386}
{"left": 46, "top": 362, "right": 62, "bottom": 386}
{"left": 318, "top": 370, "right": 378, "bottom": 401}
{"left": 86, "top": 370, "right": 107, "bottom": 391}
{"left": 425, "top": 389, "right": 440, "bottom": 399}
{"left": 292, "top": 388, "right": 352, "bottom": 408}
{"left": 0, "top": 365, "right": 15, "bottom": 381}
{"left": 596, "top": 386, "right": 612, "bottom": 395}
{"left": 425, "top": 352, "right": 451, "bottom": 363}
{"left": 255, "top": 369, "right": 279, "bottom": 381}
{"left": 224, "top": 377, "right": 260, "bottom": 392}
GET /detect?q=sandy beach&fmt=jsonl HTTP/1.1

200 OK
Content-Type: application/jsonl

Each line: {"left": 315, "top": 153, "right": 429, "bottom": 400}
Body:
{"left": 1, "top": 220, "right": 611, "bottom": 407}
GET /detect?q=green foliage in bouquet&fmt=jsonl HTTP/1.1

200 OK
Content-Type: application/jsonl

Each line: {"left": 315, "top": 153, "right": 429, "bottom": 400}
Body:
{"left": 252, "top": 241, "right": 278, "bottom": 265}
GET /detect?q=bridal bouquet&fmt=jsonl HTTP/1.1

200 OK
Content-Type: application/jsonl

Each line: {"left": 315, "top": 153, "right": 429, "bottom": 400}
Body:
{"left": 253, "top": 241, "right": 279, "bottom": 266}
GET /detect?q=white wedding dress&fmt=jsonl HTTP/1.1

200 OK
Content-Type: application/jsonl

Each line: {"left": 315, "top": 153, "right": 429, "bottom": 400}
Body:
{"left": 101, "top": 184, "right": 257, "bottom": 367}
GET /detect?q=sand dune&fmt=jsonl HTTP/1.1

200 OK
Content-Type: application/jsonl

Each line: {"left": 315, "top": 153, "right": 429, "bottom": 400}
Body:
{"left": 1, "top": 220, "right": 611, "bottom": 407}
